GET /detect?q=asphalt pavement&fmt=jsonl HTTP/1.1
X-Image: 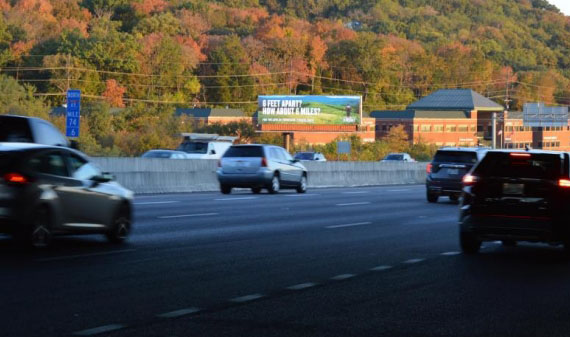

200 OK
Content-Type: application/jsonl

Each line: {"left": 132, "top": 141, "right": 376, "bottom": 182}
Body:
{"left": 2, "top": 185, "right": 570, "bottom": 337}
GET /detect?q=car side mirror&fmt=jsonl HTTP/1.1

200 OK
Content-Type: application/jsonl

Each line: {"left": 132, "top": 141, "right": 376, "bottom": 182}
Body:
{"left": 210, "top": 149, "right": 216, "bottom": 155}
{"left": 91, "top": 172, "right": 115, "bottom": 184}
{"left": 70, "top": 140, "right": 79, "bottom": 150}
{"left": 291, "top": 159, "right": 300, "bottom": 163}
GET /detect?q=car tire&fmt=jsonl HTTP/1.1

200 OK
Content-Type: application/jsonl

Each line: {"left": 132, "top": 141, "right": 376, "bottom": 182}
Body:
{"left": 427, "top": 192, "right": 439, "bottom": 203}
{"left": 221, "top": 184, "right": 232, "bottom": 194}
{"left": 267, "top": 175, "right": 280, "bottom": 194}
{"left": 296, "top": 175, "right": 307, "bottom": 194}
{"left": 251, "top": 187, "right": 261, "bottom": 194}
{"left": 460, "top": 231, "right": 481, "bottom": 254}
{"left": 106, "top": 207, "right": 131, "bottom": 244}
{"left": 23, "top": 206, "right": 53, "bottom": 249}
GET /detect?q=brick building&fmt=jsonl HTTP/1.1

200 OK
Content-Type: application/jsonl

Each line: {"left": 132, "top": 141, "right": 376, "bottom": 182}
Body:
{"left": 372, "top": 89, "right": 570, "bottom": 150}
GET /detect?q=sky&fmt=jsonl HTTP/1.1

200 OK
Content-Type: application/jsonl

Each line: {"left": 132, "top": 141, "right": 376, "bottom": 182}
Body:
{"left": 548, "top": 0, "right": 570, "bottom": 16}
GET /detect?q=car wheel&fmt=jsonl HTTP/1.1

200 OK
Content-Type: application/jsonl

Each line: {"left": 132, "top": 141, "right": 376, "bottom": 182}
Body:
{"left": 251, "top": 187, "right": 261, "bottom": 194}
{"left": 460, "top": 231, "right": 481, "bottom": 254}
{"left": 268, "top": 175, "right": 280, "bottom": 194}
{"left": 220, "top": 184, "right": 232, "bottom": 194}
{"left": 296, "top": 175, "right": 307, "bottom": 194}
{"left": 106, "top": 208, "right": 131, "bottom": 244}
{"left": 427, "top": 192, "right": 439, "bottom": 203}
{"left": 27, "top": 206, "right": 53, "bottom": 249}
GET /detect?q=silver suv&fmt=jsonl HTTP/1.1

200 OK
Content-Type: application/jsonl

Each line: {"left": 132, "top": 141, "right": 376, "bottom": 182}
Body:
{"left": 216, "top": 144, "right": 308, "bottom": 194}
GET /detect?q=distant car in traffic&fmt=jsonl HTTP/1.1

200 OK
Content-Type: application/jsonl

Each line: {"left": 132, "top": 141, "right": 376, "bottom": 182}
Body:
{"left": 0, "top": 114, "right": 70, "bottom": 147}
{"left": 141, "top": 150, "right": 189, "bottom": 159}
{"left": 294, "top": 151, "right": 327, "bottom": 161}
{"left": 217, "top": 144, "right": 308, "bottom": 194}
{"left": 459, "top": 150, "right": 570, "bottom": 254}
{"left": 426, "top": 147, "right": 488, "bottom": 203}
{"left": 0, "top": 143, "right": 134, "bottom": 248}
{"left": 177, "top": 133, "right": 235, "bottom": 159}
{"left": 381, "top": 153, "right": 415, "bottom": 162}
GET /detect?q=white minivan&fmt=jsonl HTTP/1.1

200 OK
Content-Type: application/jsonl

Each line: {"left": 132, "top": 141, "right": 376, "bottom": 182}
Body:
{"left": 176, "top": 133, "right": 236, "bottom": 159}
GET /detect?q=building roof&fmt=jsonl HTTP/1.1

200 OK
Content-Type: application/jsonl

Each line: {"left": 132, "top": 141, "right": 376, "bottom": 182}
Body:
{"left": 406, "top": 89, "right": 504, "bottom": 111}
{"left": 175, "top": 108, "right": 245, "bottom": 118}
{"left": 370, "top": 110, "right": 470, "bottom": 119}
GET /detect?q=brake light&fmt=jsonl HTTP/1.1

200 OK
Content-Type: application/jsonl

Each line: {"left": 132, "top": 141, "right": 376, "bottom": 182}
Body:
{"left": 426, "top": 163, "right": 432, "bottom": 174}
{"left": 463, "top": 174, "right": 477, "bottom": 186}
{"left": 4, "top": 172, "right": 28, "bottom": 184}
{"left": 559, "top": 179, "right": 570, "bottom": 188}
{"left": 510, "top": 153, "right": 531, "bottom": 158}
{"left": 261, "top": 157, "right": 268, "bottom": 167}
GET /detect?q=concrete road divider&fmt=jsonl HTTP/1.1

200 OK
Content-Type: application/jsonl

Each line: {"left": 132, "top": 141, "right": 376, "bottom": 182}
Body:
{"left": 92, "top": 158, "right": 427, "bottom": 194}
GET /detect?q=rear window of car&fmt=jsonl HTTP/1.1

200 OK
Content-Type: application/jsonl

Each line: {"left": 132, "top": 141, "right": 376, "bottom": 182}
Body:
{"left": 0, "top": 117, "right": 33, "bottom": 143}
{"left": 473, "top": 152, "right": 563, "bottom": 180}
{"left": 177, "top": 142, "right": 208, "bottom": 154}
{"left": 223, "top": 146, "right": 264, "bottom": 158}
{"left": 142, "top": 151, "right": 173, "bottom": 158}
{"left": 433, "top": 151, "right": 477, "bottom": 164}
{"left": 385, "top": 154, "right": 404, "bottom": 160}
{"left": 295, "top": 152, "right": 314, "bottom": 160}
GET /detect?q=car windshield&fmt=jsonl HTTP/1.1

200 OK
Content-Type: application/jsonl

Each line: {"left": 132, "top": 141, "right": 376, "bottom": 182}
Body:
{"left": 473, "top": 152, "right": 563, "bottom": 180}
{"left": 433, "top": 151, "right": 477, "bottom": 163}
{"left": 142, "top": 151, "right": 174, "bottom": 158}
{"left": 223, "top": 146, "right": 264, "bottom": 157}
{"left": 385, "top": 154, "right": 404, "bottom": 160}
{"left": 177, "top": 142, "right": 208, "bottom": 154}
{"left": 295, "top": 152, "right": 315, "bottom": 160}
{"left": 0, "top": 117, "right": 33, "bottom": 143}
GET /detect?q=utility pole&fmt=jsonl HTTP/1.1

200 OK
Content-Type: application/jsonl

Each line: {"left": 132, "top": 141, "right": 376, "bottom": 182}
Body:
{"left": 504, "top": 68, "right": 511, "bottom": 111}
{"left": 492, "top": 112, "right": 497, "bottom": 149}
{"left": 66, "top": 53, "right": 71, "bottom": 91}
{"left": 289, "top": 58, "right": 293, "bottom": 95}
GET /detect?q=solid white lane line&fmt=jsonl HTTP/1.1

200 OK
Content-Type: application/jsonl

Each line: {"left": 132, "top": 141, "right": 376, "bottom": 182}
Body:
{"left": 157, "top": 308, "right": 200, "bottom": 318}
{"left": 342, "top": 191, "right": 369, "bottom": 194}
{"left": 336, "top": 202, "right": 371, "bottom": 206}
{"left": 441, "top": 251, "right": 461, "bottom": 256}
{"left": 370, "top": 265, "right": 393, "bottom": 271}
{"left": 326, "top": 222, "right": 372, "bottom": 229}
{"left": 231, "top": 294, "right": 264, "bottom": 303}
{"left": 134, "top": 201, "right": 179, "bottom": 205}
{"left": 37, "top": 249, "right": 136, "bottom": 262}
{"left": 73, "top": 324, "right": 126, "bottom": 336}
{"left": 287, "top": 282, "right": 317, "bottom": 290}
{"left": 331, "top": 274, "right": 356, "bottom": 281}
{"left": 403, "top": 258, "right": 425, "bottom": 264}
{"left": 215, "top": 197, "right": 258, "bottom": 201}
{"left": 158, "top": 213, "right": 218, "bottom": 219}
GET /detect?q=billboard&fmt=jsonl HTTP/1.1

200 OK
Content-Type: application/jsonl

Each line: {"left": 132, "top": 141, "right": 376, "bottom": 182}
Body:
{"left": 258, "top": 95, "right": 362, "bottom": 125}
{"left": 523, "top": 103, "right": 568, "bottom": 127}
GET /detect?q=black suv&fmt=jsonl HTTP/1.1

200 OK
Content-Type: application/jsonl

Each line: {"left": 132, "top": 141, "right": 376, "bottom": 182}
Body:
{"left": 459, "top": 150, "right": 570, "bottom": 254}
{"left": 426, "top": 147, "right": 488, "bottom": 203}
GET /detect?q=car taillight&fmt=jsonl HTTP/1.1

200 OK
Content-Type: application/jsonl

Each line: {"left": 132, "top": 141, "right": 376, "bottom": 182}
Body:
{"left": 463, "top": 174, "right": 477, "bottom": 186}
{"left": 426, "top": 163, "right": 432, "bottom": 174}
{"left": 4, "top": 172, "right": 28, "bottom": 185}
{"left": 261, "top": 157, "right": 268, "bottom": 167}
{"left": 559, "top": 179, "right": 570, "bottom": 188}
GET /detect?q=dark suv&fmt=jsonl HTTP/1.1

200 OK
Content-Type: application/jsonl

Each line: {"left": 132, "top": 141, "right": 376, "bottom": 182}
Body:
{"left": 426, "top": 147, "right": 488, "bottom": 203}
{"left": 459, "top": 150, "right": 570, "bottom": 254}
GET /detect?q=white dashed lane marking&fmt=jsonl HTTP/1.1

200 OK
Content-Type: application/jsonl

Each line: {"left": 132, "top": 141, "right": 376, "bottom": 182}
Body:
{"left": 230, "top": 294, "right": 264, "bottom": 303}
{"left": 73, "top": 324, "right": 126, "bottom": 336}
{"left": 336, "top": 202, "right": 371, "bottom": 206}
{"left": 331, "top": 274, "right": 356, "bottom": 281}
{"left": 134, "top": 201, "right": 179, "bottom": 206}
{"left": 287, "top": 283, "right": 317, "bottom": 290}
{"left": 157, "top": 308, "right": 200, "bottom": 318}
{"left": 157, "top": 213, "right": 218, "bottom": 219}
{"left": 403, "top": 258, "right": 425, "bottom": 264}
{"left": 326, "top": 222, "right": 372, "bottom": 229}
{"left": 370, "top": 265, "right": 393, "bottom": 271}
{"left": 441, "top": 251, "right": 461, "bottom": 256}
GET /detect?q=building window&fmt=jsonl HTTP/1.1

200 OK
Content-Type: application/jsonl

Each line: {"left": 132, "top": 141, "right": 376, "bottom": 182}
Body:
{"left": 446, "top": 125, "right": 456, "bottom": 132}
{"left": 445, "top": 142, "right": 456, "bottom": 147}
{"left": 413, "top": 125, "right": 419, "bottom": 132}
{"left": 458, "top": 125, "right": 468, "bottom": 132}
{"left": 470, "top": 126, "right": 476, "bottom": 132}
{"left": 420, "top": 125, "right": 431, "bottom": 132}
{"left": 382, "top": 125, "right": 387, "bottom": 131}
{"left": 433, "top": 125, "right": 444, "bottom": 132}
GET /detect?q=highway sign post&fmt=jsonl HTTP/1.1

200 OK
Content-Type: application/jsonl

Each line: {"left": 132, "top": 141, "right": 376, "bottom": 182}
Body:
{"left": 66, "top": 89, "right": 81, "bottom": 138}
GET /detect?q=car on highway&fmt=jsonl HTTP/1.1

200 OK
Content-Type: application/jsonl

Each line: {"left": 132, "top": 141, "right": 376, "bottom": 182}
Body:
{"left": 426, "top": 147, "right": 488, "bottom": 203}
{"left": 141, "top": 149, "right": 189, "bottom": 159}
{"left": 0, "top": 114, "right": 70, "bottom": 147}
{"left": 381, "top": 153, "right": 415, "bottom": 162}
{"left": 177, "top": 133, "right": 235, "bottom": 159}
{"left": 294, "top": 151, "right": 327, "bottom": 161}
{"left": 217, "top": 144, "right": 308, "bottom": 194}
{"left": 0, "top": 143, "right": 134, "bottom": 248}
{"left": 459, "top": 150, "right": 570, "bottom": 254}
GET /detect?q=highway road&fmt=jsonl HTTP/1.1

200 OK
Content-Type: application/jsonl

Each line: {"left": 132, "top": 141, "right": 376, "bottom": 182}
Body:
{"left": 2, "top": 185, "right": 570, "bottom": 337}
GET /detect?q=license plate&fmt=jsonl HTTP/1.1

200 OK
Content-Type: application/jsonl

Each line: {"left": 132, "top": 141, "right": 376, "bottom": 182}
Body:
{"left": 447, "top": 169, "right": 459, "bottom": 175}
{"left": 503, "top": 183, "right": 524, "bottom": 195}
{"left": 237, "top": 161, "right": 249, "bottom": 167}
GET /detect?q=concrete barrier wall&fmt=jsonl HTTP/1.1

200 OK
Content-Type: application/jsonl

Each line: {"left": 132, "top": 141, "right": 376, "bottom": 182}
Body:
{"left": 91, "top": 158, "right": 427, "bottom": 194}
